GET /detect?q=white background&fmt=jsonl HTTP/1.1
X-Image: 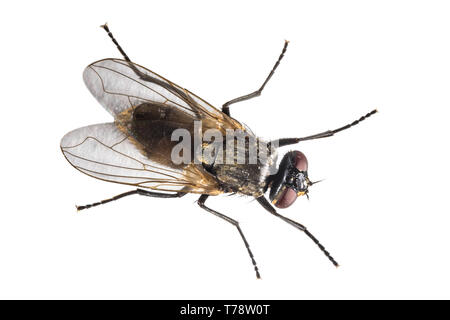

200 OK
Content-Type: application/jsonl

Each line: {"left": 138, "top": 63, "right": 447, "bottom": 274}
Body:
{"left": 1, "top": 0, "right": 449, "bottom": 299}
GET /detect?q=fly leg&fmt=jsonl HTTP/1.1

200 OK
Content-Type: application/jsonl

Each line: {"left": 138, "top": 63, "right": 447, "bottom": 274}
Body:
{"left": 100, "top": 24, "right": 147, "bottom": 80}
{"left": 222, "top": 41, "right": 289, "bottom": 117}
{"left": 273, "top": 109, "right": 378, "bottom": 147}
{"left": 76, "top": 189, "right": 186, "bottom": 211}
{"left": 257, "top": 196, "right": 339, "bottom": 267}
{"left": 198, "top": 195, "right": 261, "bottom": 279}
{"left": 99, "top": 24, "right": 201, "bottom": 118}
{"left": 101, "top": 23, "right": 132, "bottom": 62}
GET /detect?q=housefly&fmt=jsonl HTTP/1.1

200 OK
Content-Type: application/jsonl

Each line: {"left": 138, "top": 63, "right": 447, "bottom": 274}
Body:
{"left": 61, "top": 24, "right": 377, "bottom": 279}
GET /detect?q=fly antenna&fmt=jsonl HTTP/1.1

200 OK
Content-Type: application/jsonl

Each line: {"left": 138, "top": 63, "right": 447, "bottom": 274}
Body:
{"left": 309, "top": 179, "right": 324, "bottom": 186}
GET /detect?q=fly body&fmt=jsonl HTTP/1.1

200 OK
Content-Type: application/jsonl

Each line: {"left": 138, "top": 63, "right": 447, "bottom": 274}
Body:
{"left": 61, "top": 24, "right": 377, "bottom": 278}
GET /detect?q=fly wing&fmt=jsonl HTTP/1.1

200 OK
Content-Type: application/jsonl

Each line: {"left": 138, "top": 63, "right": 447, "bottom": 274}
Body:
{"left": 83, "top": 58, "right": 244, "bottom": 132}
{"left": 67, "top": 58, "right": 254, "bottom": 193}
{"left": 60, "top": 122, "right": 221, "bottom": 195}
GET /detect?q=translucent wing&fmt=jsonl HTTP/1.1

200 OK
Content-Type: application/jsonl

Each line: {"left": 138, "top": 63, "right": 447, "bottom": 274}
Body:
{"left": 83, "top": 58, "right": 244, "bottom": 133}
{"left": 60, "top": 122, "right": 221, "bottom": 195}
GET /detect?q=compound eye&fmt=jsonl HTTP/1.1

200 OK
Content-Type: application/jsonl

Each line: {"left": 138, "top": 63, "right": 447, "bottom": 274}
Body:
{"left": 274, "top": 187, "right": 297, "bottom": 209}
{"left": 293, "top": 151, "right": 308, "bottom": 171}
{"left": 269, "top": 150, "right": 309, "bottom": 209}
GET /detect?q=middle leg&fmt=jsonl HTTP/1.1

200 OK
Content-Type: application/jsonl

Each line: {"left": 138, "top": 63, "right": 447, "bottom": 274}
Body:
{"left": 197, "top": 194, "right": 261, "bottom": 279}
{"left": 222, "top": 41, "right": 289, "bottom": 117}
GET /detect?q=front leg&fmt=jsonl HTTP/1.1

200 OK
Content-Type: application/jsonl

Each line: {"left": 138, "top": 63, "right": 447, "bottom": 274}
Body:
{"left": 257, "top": 196, "right": 339, "bottom": 267}
{"left": 222, "top": 41, "right": 289, "bottom": 117}
{"left": 273, "top": 109, "right": 378, "bottom": 147}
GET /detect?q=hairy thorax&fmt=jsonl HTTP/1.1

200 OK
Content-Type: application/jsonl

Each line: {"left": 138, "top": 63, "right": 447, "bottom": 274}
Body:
{"left": 209, "top": 138, "right": 278, "bottom": 197}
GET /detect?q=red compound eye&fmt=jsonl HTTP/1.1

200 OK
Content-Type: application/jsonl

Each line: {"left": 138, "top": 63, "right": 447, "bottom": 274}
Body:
{"left": 273, "top": 151, "right": 308, "bottom": 209}
{"left": 274, "top": 187, "right": 298, "bottom": 209}
{"left": 293, "top": 151, "right": 308, "bottom": 171}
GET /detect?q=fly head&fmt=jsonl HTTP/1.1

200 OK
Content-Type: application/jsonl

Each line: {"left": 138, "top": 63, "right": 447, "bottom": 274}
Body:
{"left": 268, "top": 151, "right": 313, "bottom": 208}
